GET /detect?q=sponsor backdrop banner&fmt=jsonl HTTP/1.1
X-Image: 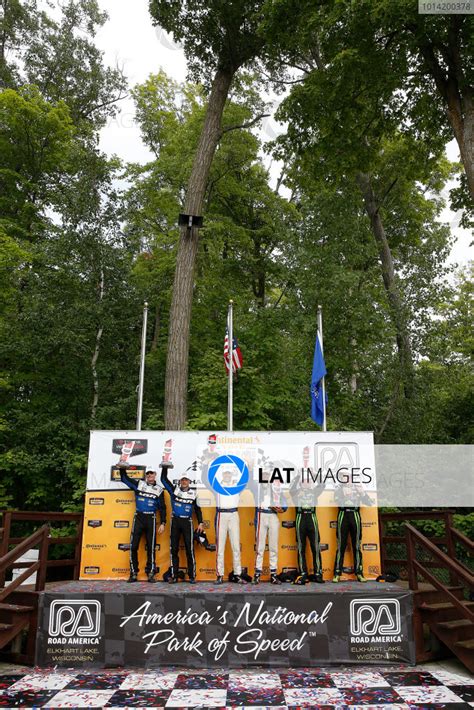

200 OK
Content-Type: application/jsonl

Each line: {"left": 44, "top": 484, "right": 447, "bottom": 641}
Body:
{"left": 36, "top": 586, "right": 414, "bottom": 668}
{"left": 81, "top": 431, "right": 381, "bottom": 581}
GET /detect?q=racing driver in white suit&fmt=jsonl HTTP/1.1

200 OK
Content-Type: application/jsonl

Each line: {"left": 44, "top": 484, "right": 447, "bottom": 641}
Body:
{"left": 252, "top": 476, "right": 287, "bottom": 584}
{"left": 215, "top": 469, "right": 245, "bottom": 584}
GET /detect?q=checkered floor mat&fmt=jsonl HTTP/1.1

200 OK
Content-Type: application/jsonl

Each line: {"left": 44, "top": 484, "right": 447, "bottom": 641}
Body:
{"left": 0, "top": 666, "right": 473, "bottom": 707}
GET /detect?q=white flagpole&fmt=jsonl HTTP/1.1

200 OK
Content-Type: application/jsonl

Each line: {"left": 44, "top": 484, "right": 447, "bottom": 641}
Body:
{"left": 228, "top": 300, "right": 233, "bottom": 431}
{"left": 136, "top": 301, "right": 148, "bottom": 431}
{"left": 317, "top": 304, "right": 327, "bottom": 432}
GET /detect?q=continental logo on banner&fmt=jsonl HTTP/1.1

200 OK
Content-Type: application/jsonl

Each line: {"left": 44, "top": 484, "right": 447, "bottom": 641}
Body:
{"left": 110, "top": 465, "right": 146, "bottom": 481}
{"left": 115, "top": 498, "right": 133, "bottom": 505}
{"left": 217, "top": 435, "right": 256, "bottom": 444}
{"left": 363, "top": 521, "right": 376, "bottom": 528}
{"left": 112, "top": 567, "right": 129, "bottom": 574}
{"left": 88, "top": 520, "right": 102, "bottom": 528}
{"left": 363, "top": 543, "right": 378, "bottom": 551}
{"left": 112, "top": 438, "right": 148, "bottom": 456}
{"left": 89, "top": 497, "right": 104, "bottom": 505}
{"left": 85, "top": 544, "right": 106, "bottom": 551}
{"left": 282, "top": 520, "right": 295, "bottom": 528}
{"left": 282, "top": 544, "right": 298, "bottom": 551}
{"left": 84, "top": 566, "right": 100, "bottom": 574}
{"left": 114, "top": 521, "right": 129, "bottom": 528}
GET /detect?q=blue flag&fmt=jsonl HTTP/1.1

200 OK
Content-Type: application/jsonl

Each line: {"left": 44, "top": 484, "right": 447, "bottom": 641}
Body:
{"left": 311, "top": 331, "right": 327, "bottom": 426}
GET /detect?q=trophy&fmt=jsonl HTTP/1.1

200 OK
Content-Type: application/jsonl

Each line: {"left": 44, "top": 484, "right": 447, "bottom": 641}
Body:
{"left": 303, "top": 445, "right": 310, "bottom": 469}
{"left": 161, "top": 438, "right": 174, "bottom": 468}
{"left": 271, "top": 479, "right": 283, "bottom": 512}
{"left": 117, "top": 441, "right": 135, "bottom": 469}
{"left": 208, "top": 433, "right": 217, "bottom": 452}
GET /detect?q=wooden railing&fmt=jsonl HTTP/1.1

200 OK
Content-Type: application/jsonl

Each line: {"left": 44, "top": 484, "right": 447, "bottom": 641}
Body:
{"left": 450, "top": 526, "right": 474, "bottom": 553}
{"left": 449, "top": 526, "right": 474, "bottom": 575}
{"left": 405, "top": 522, "right": 474, "bottom": 623}
{"left": 0, "top": 524, "right": 50, "bottom": 599}
{"left": 0, "top": 511, "right": 83, "bottom": 587}
{"left": 379, "top": 510, "right": 457, "bottom": 577}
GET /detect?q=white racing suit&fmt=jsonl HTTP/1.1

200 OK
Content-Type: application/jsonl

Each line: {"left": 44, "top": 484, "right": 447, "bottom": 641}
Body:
{"left": 215, "top": 493, "right": 241, "bottom": 577}
{"left": 254, "top": 484, "right": 287, "bottom": 575}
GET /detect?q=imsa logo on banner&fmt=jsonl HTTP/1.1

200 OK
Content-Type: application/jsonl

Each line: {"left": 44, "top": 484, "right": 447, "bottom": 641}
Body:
{"left": 48, "top": 600, "right": 101, "bottom": 645}
{"left": 350, "top": 598, "right": 401, "bottom": 643}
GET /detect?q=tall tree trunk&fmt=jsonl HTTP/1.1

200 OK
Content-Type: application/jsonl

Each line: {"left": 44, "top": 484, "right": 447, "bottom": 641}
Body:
{"left": 164, "top": 66, "right": 234, "bottom": 429}
{"left": 252, "top": 236, "right": 266, "bottom": 307}
{"left": 349, "top": 338, "right": 358, "bottom": 394}
{"left": 91, "top": 269, "right": 105, "bottom": 421}
{"left": 356, "top": 172, "right": 414, "bottom": 396}
{"left": 416, "top": 21, "right": 474, "bottom": 200}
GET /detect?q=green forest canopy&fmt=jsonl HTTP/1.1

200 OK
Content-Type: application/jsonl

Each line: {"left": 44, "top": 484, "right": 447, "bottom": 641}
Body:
{"left": 0, "top": 0, "right": 472, "bottom": 511}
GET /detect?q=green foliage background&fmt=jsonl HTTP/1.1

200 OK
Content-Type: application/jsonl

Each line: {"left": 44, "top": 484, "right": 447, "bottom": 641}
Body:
{"left": 0, "top": 1, "right": 472, "bottom": 517}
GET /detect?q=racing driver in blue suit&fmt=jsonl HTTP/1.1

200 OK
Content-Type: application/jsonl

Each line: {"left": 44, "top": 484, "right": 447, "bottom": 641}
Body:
{"left": 160, "top": 460, "right": 204, "bottom": 584}
{"left": 118, "top": 464, "right": 166, "bottom": 583}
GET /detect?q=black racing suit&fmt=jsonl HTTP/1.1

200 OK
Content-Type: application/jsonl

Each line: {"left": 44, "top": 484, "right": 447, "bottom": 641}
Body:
{"left": 120, "top": 471, "right": 166, "bottom": 576}
{"left": 333, "top": 485, "right": 372, "bottom": 576}
{"left": 290, "top": 474, "right": 324, "bottom": 577}
{"left": 160, "top": 465, "right": 203, "bottom": 581}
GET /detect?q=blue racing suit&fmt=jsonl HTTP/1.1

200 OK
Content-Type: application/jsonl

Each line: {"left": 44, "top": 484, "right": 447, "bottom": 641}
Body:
{"left": 160, "top": 465, "right": 203, "bottom": 580}
{"left": 120, "top": 470, "right": 166, "bottom": 576}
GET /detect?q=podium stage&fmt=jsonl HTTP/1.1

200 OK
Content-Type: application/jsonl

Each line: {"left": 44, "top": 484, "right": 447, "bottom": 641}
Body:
{"left": 35, "top": 580, "right": 415, "bottom": 668}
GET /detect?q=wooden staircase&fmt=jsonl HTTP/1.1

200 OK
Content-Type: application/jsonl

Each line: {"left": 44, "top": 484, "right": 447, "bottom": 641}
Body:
{"left": 0, "top": 525, "right": 49, "bottom": 664}
{"left": 0, "top": 595, "right": 37, "bottom": 661}
{"left": 0, "top": 510, "right": 83, "bottom": 665}
{"left": 406, "top": 522, "right": 474, "bottom": 673}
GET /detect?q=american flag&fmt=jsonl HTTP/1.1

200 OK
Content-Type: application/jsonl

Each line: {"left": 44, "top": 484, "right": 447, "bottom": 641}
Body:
{"left": 224, "top": 328, "right": 243, "bottom": 374}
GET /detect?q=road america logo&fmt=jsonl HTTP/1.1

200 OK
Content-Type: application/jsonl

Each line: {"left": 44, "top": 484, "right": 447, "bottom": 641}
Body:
{"left": 48, "top": 600, "right": 101, "bottom": 646}
{"left": 350, "top": 598, "right": 401, "bottom": 643}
